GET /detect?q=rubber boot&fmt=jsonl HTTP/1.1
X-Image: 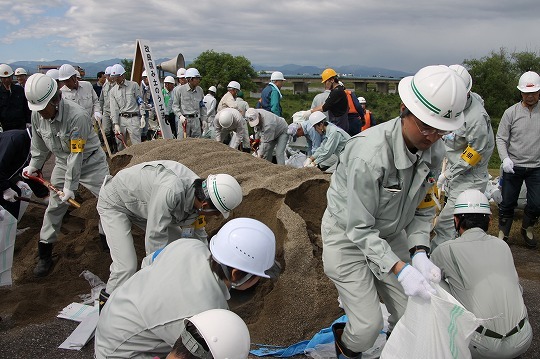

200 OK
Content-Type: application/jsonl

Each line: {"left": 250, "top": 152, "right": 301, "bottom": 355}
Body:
{"left": 498, "top": 217, "right": 513, "bottom": 242}
{"left": 99, "top": 233, "right": 110, "bottom": 253}
{"left": 521, "top": 215, "right": 538, "bottom": 248}
{"left": 332, "top": 323, "right": 362, "bottom": 359}
{"left": 33, "top": 242, "right": 53, "bottom": 277}
{"left": 99, "top": 288, "right": 110, "bottom": 313}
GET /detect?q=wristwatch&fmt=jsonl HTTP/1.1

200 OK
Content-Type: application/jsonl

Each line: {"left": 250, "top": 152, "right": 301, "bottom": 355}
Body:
{"left": 409, "top": 245, "right": 430, "bottom": 258}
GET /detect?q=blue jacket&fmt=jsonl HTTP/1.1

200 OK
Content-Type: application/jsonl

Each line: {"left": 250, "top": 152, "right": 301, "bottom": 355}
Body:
{"left": 260, "top": 83, "right": 282, "bottom": 116}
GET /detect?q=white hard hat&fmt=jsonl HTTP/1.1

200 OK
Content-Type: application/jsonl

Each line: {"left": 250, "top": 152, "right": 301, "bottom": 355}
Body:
{"left": 357, "top": 96, "right": 366, "bottom": 104}
{"left": 185, "top": 68, "right": 201, "bottom": 78}
{"left": 111, "top": 64, "right": 125, "bottom": 76}
{"left": 25, "top": 73, "right": 58, "bottom": 111}
{"left": 210, "top": 218, "right": 276, "bottom": 278}
{"left": 184, "top": 309, "right": 250, "bottom": 359}
{"left": 58, "top": 64, "right": 78, "bottom": 81}
{"left": 454, "top": 189, "right": 491, "bottom": 215}
{"left": 164, "top": 76, "right": 175, "bottom": 84}
{"left": 517, "top": 71, "right": 540, "bottom": 93}
{"left": 398, "top": 65, "right": 466, "bottom": 132}
{"left": 245, "top": 108, "right": 259, "bottom": 127}
{"left": 308, "top": 111, "right": 327, "bottom": 128}
{"left": 217, "top": 109, "right": 234, "bottom": 129}
{"left": 205, "top": 174, "right": 242, "bottom": 219}
{"left": 227, "top": 81, "right": 241, "bottom": 90}
{"left": 14, "top": 67, "right": 27, "bottom": 76}
{"left": 45, "top": 69, "right": 60, "bottom": 80}
{"left": 0, "top": 64, "right": 14, "bottom": 77}
{"left": 208, "top": 85, "right": 217, "bottom": 93}
{"left": 142, "top": 70, "right": 147, "bottom": 77}
{"left": 104, "top": 66, "right": 112, "bottom": 75}
{"left": 270, "top": 71, "right": 285, "bottom": 81}
{"left": 449, "top": 64, "right": 472, "bottom": 92}
{"left": 177, "top": 67, "right": 186, "bottom": 78}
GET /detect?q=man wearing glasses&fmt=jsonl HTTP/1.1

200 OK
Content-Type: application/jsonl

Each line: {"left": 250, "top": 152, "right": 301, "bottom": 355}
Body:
{"left": 172, "top": 67, "right": 207, "bottom": 138}
{"left": 321, "top": 65, "right": 468, "bottom": 359}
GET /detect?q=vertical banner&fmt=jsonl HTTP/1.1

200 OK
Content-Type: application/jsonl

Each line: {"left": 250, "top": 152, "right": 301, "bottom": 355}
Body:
{"left": 133, "top": 40, "right": 174, "bottom": 139}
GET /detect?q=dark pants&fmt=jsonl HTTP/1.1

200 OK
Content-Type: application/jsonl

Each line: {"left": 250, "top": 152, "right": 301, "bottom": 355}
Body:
{"left": 500, "top": 166, "right": 540, "bottom": 221}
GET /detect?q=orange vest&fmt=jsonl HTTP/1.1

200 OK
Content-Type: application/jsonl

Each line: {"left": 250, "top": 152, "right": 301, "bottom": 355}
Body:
{"left": 361, "top": 110, "right": 371, "bottom": 131}
{"left": 345, "top": 90, "right": 359, "bottom": 114}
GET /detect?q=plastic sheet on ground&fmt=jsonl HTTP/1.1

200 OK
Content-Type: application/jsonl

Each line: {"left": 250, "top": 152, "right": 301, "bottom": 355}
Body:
{"left": 251, "top": 304, "right": 389, "bottom": 358}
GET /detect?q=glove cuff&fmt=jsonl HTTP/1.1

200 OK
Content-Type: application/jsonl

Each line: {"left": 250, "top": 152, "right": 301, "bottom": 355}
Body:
{"left": 396, "top": 263, "right": 409, "bottom": 278}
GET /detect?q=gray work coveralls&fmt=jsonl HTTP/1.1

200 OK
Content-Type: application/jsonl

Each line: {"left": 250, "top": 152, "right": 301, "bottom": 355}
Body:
{"left": 252, "top": 109, "right": 288, "bottom": 165}
{"left": 171, "top": 83, "right": 207, "bottom": 138}
{"left": 95, "top": 238, "right": 229, "bottom": 359}
{"left": 322, "top": 117, "right": 443, "bottom": 353}
{"left": 97, "top": 160, "right": 204, "bottom": 294}
{"left": 29, "top": 99, "right": 109, "bottom": 244}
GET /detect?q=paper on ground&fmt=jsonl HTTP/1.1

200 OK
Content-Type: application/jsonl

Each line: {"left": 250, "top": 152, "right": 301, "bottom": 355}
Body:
{"left": 59, "top": 309, "right": 99, "bottom": 350}
{"left": 57, "top": 302, "right": 98, "bottom": 322}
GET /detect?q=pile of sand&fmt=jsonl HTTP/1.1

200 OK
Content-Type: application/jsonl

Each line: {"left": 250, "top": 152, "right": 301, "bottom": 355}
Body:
{"left": 0, "top": 138, "right": 342, "bottom": 346}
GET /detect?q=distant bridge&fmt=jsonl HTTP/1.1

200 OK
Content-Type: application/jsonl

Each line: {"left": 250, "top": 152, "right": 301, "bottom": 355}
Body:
{"left": 253, "top": 74, "right": 402, "bottom": 94}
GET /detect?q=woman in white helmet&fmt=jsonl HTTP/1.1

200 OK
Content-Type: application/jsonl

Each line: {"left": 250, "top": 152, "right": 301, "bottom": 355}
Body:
{"left": 321, "top": 65, "right": 467, "bottom": 358}
{"left": 95, "top": 217, "right": 280, "bottom": 359}
{"left": 97, "top": 160, "right": 243, "bottom": 299}
{"left": 431, "top": 189, "right": 532, "bottom": 359}
{"left": 164, "top": 309, "right": 251, "bottom": 359}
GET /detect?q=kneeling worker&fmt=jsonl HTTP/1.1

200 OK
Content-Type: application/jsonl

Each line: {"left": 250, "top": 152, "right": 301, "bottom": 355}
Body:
{"left": 95, "top": 218, "right": 280, "bottom": 359}
{"left": 431, "top": 189, "right": 532, "bottom": 359}
{"left": 97, "top": 160, "right": 243, "bottom": 301}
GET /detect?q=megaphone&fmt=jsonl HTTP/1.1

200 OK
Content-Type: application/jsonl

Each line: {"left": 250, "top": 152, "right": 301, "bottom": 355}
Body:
{"left": 158, "top": 54, "right": 185, "bottom": 75}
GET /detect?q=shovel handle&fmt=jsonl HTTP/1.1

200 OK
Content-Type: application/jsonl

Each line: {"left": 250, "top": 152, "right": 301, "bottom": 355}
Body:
{"left": 23, "top": 171, "right": 81, "bottom": 208}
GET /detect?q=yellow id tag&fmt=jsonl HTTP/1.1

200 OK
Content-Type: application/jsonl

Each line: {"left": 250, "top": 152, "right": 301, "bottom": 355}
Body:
{"left": 461, "top": 145, "right": 481, "bottom": 166}
{"left": 70, "top": 138, "right": 86, "bottom": 153}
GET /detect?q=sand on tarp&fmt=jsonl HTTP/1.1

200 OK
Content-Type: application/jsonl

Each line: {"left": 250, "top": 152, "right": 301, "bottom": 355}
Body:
{"left": 0, "top": 138, "right": 342, "bottom": 346}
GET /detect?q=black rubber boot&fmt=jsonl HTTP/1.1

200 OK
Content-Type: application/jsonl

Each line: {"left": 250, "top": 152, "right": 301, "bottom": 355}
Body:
{"left": 99, "top": 233, "right": 110, "bottom": 253}
{"left": 33, "top": 242, "right": 53, "bottom": 277}
{"left": 498, "top": 217, "right": 513, "bottom": 242}
{"left": 521, "top": 215, "right": 538, "bottom": 248}
{"left": 332, "top": 322, "right": 362, "bottom": 359}
{"left": 99, "top": 288, "right": 110, "bottom": 314}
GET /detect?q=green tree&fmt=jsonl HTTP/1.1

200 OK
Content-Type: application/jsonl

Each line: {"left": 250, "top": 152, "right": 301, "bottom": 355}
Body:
{"left": 121, "top": 58, "right": 133, "bottom": 80}
{"left": 189, "top": 50, "right": 258, "bottom": 98}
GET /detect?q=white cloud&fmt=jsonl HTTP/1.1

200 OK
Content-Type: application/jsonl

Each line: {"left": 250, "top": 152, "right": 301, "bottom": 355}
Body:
{"left": 1, "top": 0, "right": 539, "bottom": 72}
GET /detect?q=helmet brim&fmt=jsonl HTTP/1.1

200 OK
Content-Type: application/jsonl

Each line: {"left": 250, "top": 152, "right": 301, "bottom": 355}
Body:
{"left": 399, "top": 76, "right": 464, "bottom": 132}
{"left": 517, "top": 85, "right": 540, "bottom": 93}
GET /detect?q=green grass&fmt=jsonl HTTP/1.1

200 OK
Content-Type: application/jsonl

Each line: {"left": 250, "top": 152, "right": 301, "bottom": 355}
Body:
{"left": 246, "top": 91, "right": 503, "bottom": 170}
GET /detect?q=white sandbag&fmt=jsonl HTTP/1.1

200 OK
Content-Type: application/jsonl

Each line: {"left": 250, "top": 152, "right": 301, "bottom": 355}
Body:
{"left": 285, "top": 152, "right": 307, "bottom": 168}
{"left": 381, "top": 284, "right": 480, "bottom": 359}
{"left": 0, "top": 206, "right": 17, "bottom": 287}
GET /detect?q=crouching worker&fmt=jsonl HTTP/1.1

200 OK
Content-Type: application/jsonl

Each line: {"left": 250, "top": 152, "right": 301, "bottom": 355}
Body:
{"left": 95, "top": 217, "right": 280, "bottom": 359}
{"left": 303, "top": 111, "right": 350, "bottom": 170}
{"left": 97, "top": 160, "right": 242, "bottom": 302}
{"left": 160, "top": 309, "right": 250, "bottom": 359}
{"left": 431, "top": 189, "right": 532, "bottom": 359}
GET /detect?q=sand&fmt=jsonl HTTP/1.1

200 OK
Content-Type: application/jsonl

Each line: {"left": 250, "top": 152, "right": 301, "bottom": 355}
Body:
{"left": 1, "top": 138, "right": 539, "bottom": 358}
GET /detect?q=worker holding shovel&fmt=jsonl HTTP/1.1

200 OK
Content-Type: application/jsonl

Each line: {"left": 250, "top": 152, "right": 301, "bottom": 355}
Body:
{"left": 23, "top": 73, "right": 110, "bottom": 277}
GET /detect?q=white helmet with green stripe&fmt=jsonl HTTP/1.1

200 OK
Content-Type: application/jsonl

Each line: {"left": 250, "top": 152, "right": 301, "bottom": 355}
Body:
{"left": 205, "top": 174, "right": 242, "bottom": 219}
{"left": 398, "top": 65, "right": 467, "bottom": 131}
{"left": 454, "top": 189, "right": 491, "bottom": 215}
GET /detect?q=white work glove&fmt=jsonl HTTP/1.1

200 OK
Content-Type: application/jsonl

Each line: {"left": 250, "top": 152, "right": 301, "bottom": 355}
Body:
{"left": 114, "top": 124, "right": 121, "bottom": 135}
{"left": 411, "top": 252, "right": 441, "bottom": 283}
{"left": 140, "top": 115, "right": 146, "bottom": 128}
{"left": 94, "top": 111, "right": 102, "bottom": 123}
{"left": 397, "top": 264, "right": 436, "bottom": 301}
{"left": 22, "top": 165, "right": 39, "bottom": 179}
{"left": 301, "top": 110, "right": 311, "bottom": 120}
{"left": 437, "top": 173, "right": 447, "bottom": 190}
{"left": 502, "top": 157, "right": 514, "bottom": 174}
{"left": 179, "top": 115, "right": 186, "bottom": 125}
{"left": 59, "top": 187, "right": 75, "bottom": 203}
{"left": 303, "top": 158, "right": 313, "bottom": 167}
{"left": 3, "top": 188, "right": 17, "bottom": 202}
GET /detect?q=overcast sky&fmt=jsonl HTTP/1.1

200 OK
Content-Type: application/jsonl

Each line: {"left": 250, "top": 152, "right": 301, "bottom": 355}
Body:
{"left": 0, "top": 0, "right": 538, "bottom": 73}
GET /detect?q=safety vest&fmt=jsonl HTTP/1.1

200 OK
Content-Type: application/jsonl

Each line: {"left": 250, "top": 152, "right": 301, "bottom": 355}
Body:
{"left": 345, "top": 90, "right": 359, "bottom": 114}
{"left": 361, "top": 110, "right": 372, "bottom": 131}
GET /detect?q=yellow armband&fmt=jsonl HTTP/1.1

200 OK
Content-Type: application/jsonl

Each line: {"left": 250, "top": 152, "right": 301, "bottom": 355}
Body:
{"left": 461, "top": 145, "right": 481, "bottom": 166}
{"left": 70, "top": 138, "right": 86, "bottom": 153}
{"left": 193, "top": 215, "right": 206, "bottom": 229}
{"left": 417, "top": 186, "right": 437, "bottom": 209}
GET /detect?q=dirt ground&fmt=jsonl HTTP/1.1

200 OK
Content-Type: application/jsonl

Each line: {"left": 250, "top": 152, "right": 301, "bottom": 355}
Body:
{"left": 1, "top": 138, "right": 539, "bottom": 358}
